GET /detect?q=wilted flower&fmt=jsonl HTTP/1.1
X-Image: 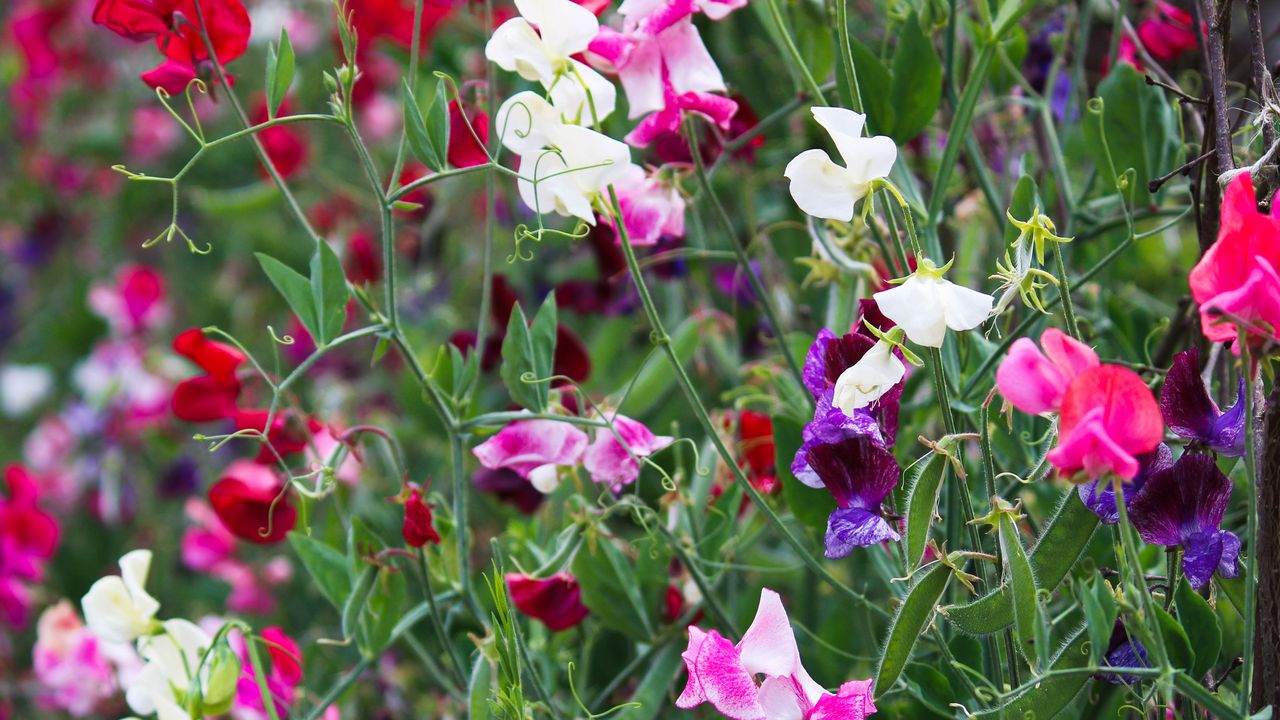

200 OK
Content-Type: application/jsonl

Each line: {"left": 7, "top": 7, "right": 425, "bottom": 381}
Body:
{"left": 1129, "top": 452, "right": 1241, "bottom": 589}
{"left": 873, "top": 258, "right": 993, "bottom": 348}
{"left": 785, "top": 107, "right": 897, "bottom": 222}
{"left": 81, "top": 549, "right": 160, "bottom": 644}
{"left": 506, "top": 572, "right": 590, "bottom": 631}
{"left": 1159, "top": 348, "right": 1246, "bottom": 457}
{"left": 677, "top": 588, "right": 877, "bottom": 719}
{"left": 485, "top": 0, "right": 617, "bottom": 121}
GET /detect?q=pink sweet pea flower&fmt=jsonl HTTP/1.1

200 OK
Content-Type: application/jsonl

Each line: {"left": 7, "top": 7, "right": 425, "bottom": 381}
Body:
{"left": 583, "top": 414, "right": 674, "bottom": 490}
{"left": 1047, "top": 366, "right": 1164, "bottom": 481}
{"left": 1136, "top": 1, "right": 1201, "bottom": 63}
{"left": 606, "top": 164, "right": 686, "bottom": 245}
{"left": 32, "top": 601, "right": 119, "bottom": 717}
{"left": 88, "top": 264, "right": 169, "bottom": 337}
{"left": 1, "top": 465, "right": 61, "bottom": 629}
{"left": 472, "top": 419, "right": 589, "bottom": 492}
{"left": 617, "top": 0, "right": 748, "bottom": 34}
{"left": 677, "top": 588, "right": 877, "bottom": 720}
{"left": 995, "top": 327, "right": 1099, "bottom": 415}
{"left": 1189, "top": 173, "right": 1280, "bottom": 350}
{"left": 231, "top": 625, "right": 305, "bottom": 719}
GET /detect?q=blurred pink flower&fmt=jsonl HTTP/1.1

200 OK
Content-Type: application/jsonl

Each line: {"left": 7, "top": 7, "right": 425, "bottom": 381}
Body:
{"left": 0, "top": 465, "right": 61, "bottom": 628}
{"left": 88, "top": 264, "right": 170, "bottom": 337}
{"left": 32, "top": 601, "right": 117, "bottom": 717}
{"left": 473, "top": 419, "right": 589, "bottom": 491}
{"left": 606, "top": 164, "right": 686, "bottom": 245}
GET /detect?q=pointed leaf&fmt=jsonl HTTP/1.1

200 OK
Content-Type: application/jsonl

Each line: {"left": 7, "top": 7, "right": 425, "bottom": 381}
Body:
{"left": 311, "top": 240, "right": 350, "bottom": 345}
{"left": 257, "top": 253, "right": 321, "bottom": 342}
{"left": 903, "top": 440, "right": 952, "bottom": 569}
{"left": 889, "top": 12, "right": 942, "bottom": 142}
{"left": 266, "top": 27, "right": 295, "bottom": 117}
{"left": 572, "top": 537, "right": 656, "bottom": 642}
{"left": 426, "top": 77, "right": 450, "bottom": 171}
{"left": 1078, "top": 577, "right": 1118, "bottom": 665}
{"left": 500, "top": 302, "right": 545, "bottom": 411}
{"left": 529, "top": 292, "right": 557, "bottom": 391}
{"left": 288, "top": 532, "right": 351, "bottom": 611}
{"left": 403, "top": 79, "right": 445, "bottom": 170}
{"left": 1175, "top": 577, "right": 1221, "bottom": 678}
{"left": 1155, "top": 602, "right": 1195, "bottom": 673}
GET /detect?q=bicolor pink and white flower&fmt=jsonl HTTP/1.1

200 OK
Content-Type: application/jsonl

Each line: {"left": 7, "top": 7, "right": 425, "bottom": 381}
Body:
{"left": 995, "top": 327, "right": 1100, "bottom": 415}
{"left": 785, "top": 108, "right": 897, "bottom": 222}
{"left": 677, "top": 588, "right": 877, "bottom": 719}
{"left": 607, "top": 163, "right": 686, "bottom": 245}
{"left": 87, "top": 264, "right": 169, "bottom": 337}
{"left": 473, "top": 417, "right": 590, "bottom": 493}
{"left": 583, "top": 413, "right": 674, "bottom": 489}
{"left": 32, "top": 601, "right": 119, "bottom": 717}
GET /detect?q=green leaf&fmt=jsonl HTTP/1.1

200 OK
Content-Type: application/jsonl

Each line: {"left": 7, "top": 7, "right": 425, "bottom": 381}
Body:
{"left": 572, "top": 538, "right": 656, "bottom": 642}
{"left": 265, "top": 27, "right": 295, "bottom": 118}
{"left": 903, "top": 439, "right": 952, "bottom": 569}
{"left": 1155, "top": 602, "right": 1195, "bottom": 673}
{"left": 940, "top": 490, "right": 1098, "bottom": 635}
{"left": 529, "top": 293, "right": 558, "bottom": 391}
{"left": 615, "top": 642, "right": 685, "bottom": 720}
{"left": 973, "top": 626, "right": 1092, "bottom": 719}
{"left": 343, "top": 564, "right": 378, "bottom": 642}
{"left": 888, "top": 12, "right": 942, "bottom": 142}
{"left": 848, "top": 39, "right": 894, "bottom": 136}
{"left": 311, "top": 241, "right": 350, "bottom": 345}
{"left": 288, "top": 532, "right": 351, "bottom": 611}
{"left": 998, "top": 510, "right": 1039, "bottom": 667}
{"left": 1175, "top": 577, "right": 1221, "bottom": 678}
{"left": 468, "top": 654, "right": 493, "bottom": 720}
{"left": 1078, "top": 577, "right": 1118, "bottom": 665}
{"left": 1082, "top": 62, "right": 1179, "bottom": 206}
{"left": 403, "top": 79, "right": 445, "bottom": 171}
{"left": 426, "top": 77, "right": 450, "bottom": 171}
{"left": 257, "top": 253, "right": 320, "bottom": 342}
{"left": 875, "top": 559, "right": 955, "bottom": 695}
{"left": 903, "top": 662, "right": 955, "bottom": 716}
{"left": 776, "top": 414, "right": 836, "bottom": 532}
{"left": 499, "top": 302, "right": 545, "bottom": 412}
{"left": 620, "top": 315, "right": 704, "bottom": 416}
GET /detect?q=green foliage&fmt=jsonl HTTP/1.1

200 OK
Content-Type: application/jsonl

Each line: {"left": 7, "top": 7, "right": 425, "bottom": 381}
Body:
{"left": 1083, "top": 63, "right": 1181, "bottom": 207}
{"left": 265, "top": 27, "right": 295, "bottom": 118}
{"left": 499, "top": 295, "right": 558, "bottom": 412}
{"left": 875, "top": 559, "right": 955, "bottom": 695}
{"left": 255, "top": 241, "right": 350, "bottom": 346}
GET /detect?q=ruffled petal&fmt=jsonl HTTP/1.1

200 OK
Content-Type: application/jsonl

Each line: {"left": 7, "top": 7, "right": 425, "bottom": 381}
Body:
{"left": 825, "top": 506, "right": 900, "bottom": 558}
{"left": 874, "top": 275, "right": 948, "bottom": 347}
{"left": 784, "top": 149, "right": 860, "bottom": 222}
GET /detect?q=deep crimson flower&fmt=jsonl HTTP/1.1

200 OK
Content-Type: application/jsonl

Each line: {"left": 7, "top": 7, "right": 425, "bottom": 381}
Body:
{"left": 1, "top": 465, "right": 61, "bottom": 628}
{"left": 234, "top": 409, "right": 323, "bottom": 462}
{"left": 344, "top": 0, "right": 453, "bottom": 51}
{"left": 737, "top": 410, "right": 776, "bottom": 493}
{"left": 447, "top": 100, "right": 490, "bottom": 169}
{"left": 209, "top": 460, "right": 296, "bottom": 544}
{"left": 92, "top": 0, "right": 251, "bottom": 88}
{"left": 344, "top": 229, "right": 383, "bottom": 285}
{"left": 401, "top": 489, "right": 441, "bottom": 547}
{"left": 505, "top": 572, "right": 590, "bottom": 631}
{"left": 171, "top": 328, "right": 245, "bottom": 422}
{"left": 252, "top": 97, "right": 309, "bottom": 180}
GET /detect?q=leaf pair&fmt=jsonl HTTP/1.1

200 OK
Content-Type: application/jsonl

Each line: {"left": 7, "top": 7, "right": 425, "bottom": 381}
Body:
{"left": 264, "top": 28, "right": 295, "bottom": 119}
{"left": 501, "top": 294, "right": 558, "bottom": 412}
{"left": 403, "top": 77, "right": 451, "bottom": 172}
{"left": 256, "top": 241, "right": 351, "bottom": 347}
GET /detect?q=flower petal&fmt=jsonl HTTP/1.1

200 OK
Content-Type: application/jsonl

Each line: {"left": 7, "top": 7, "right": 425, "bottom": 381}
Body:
{"left": 825, "top": 506, "right": 900, "bottom": 558}
{"left": 784, "top": 149, "right": 860, "bottom": 222}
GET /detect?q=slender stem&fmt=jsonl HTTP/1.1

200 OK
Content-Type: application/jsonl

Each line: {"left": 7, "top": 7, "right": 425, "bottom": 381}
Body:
{"left": 450, "top": 430, "right": 483, "bottom": 622}
{"left": 1246, "top": 0, "right": 1275, "bottom": 151}
{"left": 765, "top": 0, "right": 828, "bottom": 104}
{"left": 419, "top": 550, "right": 470, "bottom": 690}
{"left": 927, "top": 44, "right": 996, "bottom": 240}
{"left": 302, "top": 656, "right": 372, "bottom": 720}
{"left": 1052, "top": 241, "right": 1081, "bottom": 339}
{"left": 1241, "top": 332, "right": 1260, "bottom": 715}
{"left": 685, "top": 119, "right": 811, "bottom": 407}
{"left": 607, "top": 186, "right": 887, "bottom": 617}
{"left": 246, "top": 635, "right": 284, "bottom": 720}
{"left": 1197, "top": 0, "right": 1236, "bottom": 177}
{"left": 387, "top": 0, "right": 427, "bottom": 188}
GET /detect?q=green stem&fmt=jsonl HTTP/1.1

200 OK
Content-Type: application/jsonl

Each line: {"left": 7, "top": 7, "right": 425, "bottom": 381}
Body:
{"left": 685, "top": 120, "right": 811, "bottom": 408}
{"left": 607, "top": 186, "right": 887, "bottom": 618}
{"left": 419, "top": 550, "right": 470, "bottom": 690}
{"left": 765, "top": 0, "right": 828, "bottom": 104}
{"left": 1052, "top": 240, "right": 1081, "bottom": 339}
{"left": 450, "top": 430, "right": 483, "bottom": 622}
{"left": 302, "top": 657, "right": 372, "bottom": 720}
{"left": 1241, "top": 332, "right": 1259, "bottom": 715}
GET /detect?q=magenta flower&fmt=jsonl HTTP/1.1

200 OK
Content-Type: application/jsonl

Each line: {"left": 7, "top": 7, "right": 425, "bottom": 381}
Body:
{"left": 1159, "top": 348, "right": 1246, "bottom": 457}
{"left": 1189, "top": 172, "right": 1280, "bottom": 349}
{"left": 583, "top": 414, "right": 674, "bottom": 490}
{"left": 472, "top": 419, "right": 589, "bottom": 493}
{"left": 1, "top": 464, "right": 60, "bottom": 628}
{"left": 676, "top": 588, "right": 876, "bottom": 719}
{"left": 32, "top": 601, "right": 119, "bottom": 717}
{"left": 87, "top": 264, "right": 169, "bottom": 337}
{"left": 1129, "top": 453, "right": 1241, "bottom": 589}
{"left": 995, "top": 327, "right": 1099, "bottom": 415}
{"left": 1048, "top": 366, "right": 1164, "bottom": 481}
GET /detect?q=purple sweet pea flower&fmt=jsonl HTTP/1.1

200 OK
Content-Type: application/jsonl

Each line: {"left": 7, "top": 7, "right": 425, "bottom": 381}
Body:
{"left": 1159, "top": 348, "right": 1246, "bottom": 457}
{"left": 1100, "top": 623, "right": 1150, "bottom": 684}
{"left": 790, "top": 397, "right": 886, "bottom": 488}
{"left": 800, "top": 329, "right": 901, "bottom": 444}
{"left": 1076, "top": 443, "right": 1173, "bottom": 524}
{"left": 792, "top": 412, "right": 900, "bottom": 558}
{"left": 1128, "top": 452, "right": 1241, "bottom": 589}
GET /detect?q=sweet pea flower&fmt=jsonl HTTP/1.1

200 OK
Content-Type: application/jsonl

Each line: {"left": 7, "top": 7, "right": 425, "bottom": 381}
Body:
{"left": 82, "top": 549, "right": 160, "bottom": 644}
{"left": 606, "top": 164, "right": 686, "bottom": 245}
{"left": 486, "top": 0, "right": 617, "bottom": 121}
{"left": 800, "top": 328, "right": 902, "bottom": 444}
{"left": 32, "top": 601, "right": 119, "bottom": 717}
{"left": 583, "top": 413, "right": 675, "bottom": 490}
{"left": 473, "top": 417, "right": 589, "bottom": 493}
{"left": 995, "top": 327, "right": 1100, "bottom": 415}
{"left": 128, "top": 619, "right": 236, "bottom": 720}
{"left": 617, "top": 0, "right": 748, "bottom": 34}
{"left": 1129, "top": 453, "right": 1241, "bottom": 589}
{"left": 0, "top": 363, "right": 54, "bottom": 417}
{"left": 87, "top": 264, "right": 169, "bottom": 336}
{"left": 506, "top": 572, "right": 590, "bottom": 631}
{"left": 677, "top": 588, "right": 877, "bottom": 719}
{"left": 1159, "top": 348, "right": 1246, "bottom": 456}
{"left": 832, "top": 340, "right": 906, "bottom": 414}
{"left": 92, "top": 0, "right": 252, "bottom": 90}
{"left": 171, "top": 328, "right": 246, "bottom": 423}
{"left": 1077, "top": 443, "right": 1172, "bottom": 524}
{"left": 1, "top": 465, "right": 60, "bottom": 628}
{"left": 1188, "top": 172, "right": 1280, "bottom": 349}
{"left": 208, "top": 461, "right": 297, "bottom": 545}
{"left": 496, "top": 91, "right": 631, "bottom": 224}
{"left": 231, "top": 626, "right": 303, "bottom": 720}
{"left": 785, "top": 107, "right": 897, "bottom": 222}
{"left": 1047, "top": 366, "right": 1164, "bottom": 482}
{"left": 873, "top": 258, "right": 993, "bottom": 348}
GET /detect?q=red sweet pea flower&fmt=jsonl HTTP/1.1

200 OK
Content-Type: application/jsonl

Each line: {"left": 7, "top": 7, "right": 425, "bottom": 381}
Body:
{"left": 209, "top": 460, "right": 296, "bottom": 544}
{"left": 737, "top": 410, "right": 776, "bottom": 492}
{"left": 1189, "top": 173, "right": 1280, "bottom": 350}
{"left": 344, "top": 229, "right": 383, "bottom": 285}
{"left": 171, "top": 328, "right": 245, "bottom": 422}
{"left": 1, "top": 465, "right": 61, "bottom": 628}
{"left": 401, "top": 489, "right": 441, "bottom": 547}
{"left": 506, "top": 572, "right": 590, "bottom": 631}
{"left": 447, "top": 99, "right": 490, "bottom": 169}
{"left": 344, "top": 0, "right": 453, "bottom": 52}
{"left": 1048, "top": 366, "right": 1164, "bottom": 482}
{"left": 252, "top": 96, "right": 309, "bottom": 180}
{"left": 92, "top": 0, "right": 251, "bottom": 89}
{"left": 234, "top": 409, "right": 323, "bottom": 462}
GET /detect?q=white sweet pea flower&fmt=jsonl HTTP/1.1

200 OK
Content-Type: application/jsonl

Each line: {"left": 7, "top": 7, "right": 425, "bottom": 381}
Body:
{"left": 126, "top": 619, "right": 218, "bottom": 720}
{"left": 832, "top": 339, "right": 906, "bottom": 413}
{"left": 784, "top": 107, "right": 897, "bottom": 221}
{"left": 497, "top": 92, "right": 631, "bottom": 224}
{"left": 82, "top": 549, "right": 161, "bottom": 645}
{"left": 874, "top": 258, "right": 994, "bottom": 348}
{"left": 485, "top": 0, "right": 617, "bottom": 121}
